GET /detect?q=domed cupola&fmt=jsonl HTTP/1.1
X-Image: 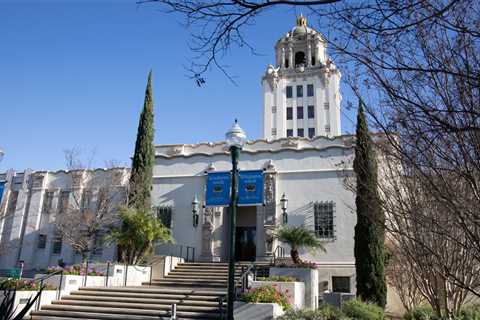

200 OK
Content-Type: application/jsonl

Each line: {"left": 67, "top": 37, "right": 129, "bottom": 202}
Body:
{"left": 274, "top": 15, "right": 327, "bottom": 71}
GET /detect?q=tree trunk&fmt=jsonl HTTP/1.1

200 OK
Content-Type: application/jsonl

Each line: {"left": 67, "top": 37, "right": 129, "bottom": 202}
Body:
{"left": 291, "top": 248, "right": 302, "bottom": 265}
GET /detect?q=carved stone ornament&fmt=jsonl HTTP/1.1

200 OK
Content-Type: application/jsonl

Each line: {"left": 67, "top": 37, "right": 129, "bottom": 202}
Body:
{"left": 200, "top": 206, "right": 216, "bottom": 261}
{"left": 167, "top": 146, "right": 184, "bottom": 156}
{"left": 264, "top": 160, "right": 276, "bottom": 171}
{"left": 281, "top": 138, "right": 299, "bottom": 148}
{"left": 205, "top": 163, "right": 216, "bottom": 172}
{"left": 264, "top": 172, "right": 277, "bottom": 226}
{"left": 31, "top": 173, "right": 46, "bottom": 189}
{"left": 265, "top": 64, "right": 280, "bottom": 89}
{"left": 203, "top": 206, "right": 215, "bottom": 225}
{"left": 264, "top": 227, "right": 275, "bottom": 254}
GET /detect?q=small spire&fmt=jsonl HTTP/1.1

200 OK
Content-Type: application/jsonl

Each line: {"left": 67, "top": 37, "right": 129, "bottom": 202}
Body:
{"left": 296, "top": 14, "right": 307, "bottom": 27}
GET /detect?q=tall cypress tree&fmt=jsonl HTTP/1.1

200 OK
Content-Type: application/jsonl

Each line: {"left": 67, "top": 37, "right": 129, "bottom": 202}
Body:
{"left": 353, "top": 101, "right": 387, "bottom": 308}
{"left": 128, "top": 71, "right": 155, "bottom": 210}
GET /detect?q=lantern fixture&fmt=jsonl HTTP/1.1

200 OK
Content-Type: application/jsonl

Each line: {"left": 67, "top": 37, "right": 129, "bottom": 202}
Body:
{"left": 281, "top": 193, "right": 288, "bottom": 224}
{"left": 192, "top": 195, "right": 199, "bottom": 227}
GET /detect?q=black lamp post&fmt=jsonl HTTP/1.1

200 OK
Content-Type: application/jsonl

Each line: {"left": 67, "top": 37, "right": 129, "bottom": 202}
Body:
{"left": 281, "top": 193, "right": 288, "bottom": 224}
{"left": 225, "top": 120, "right": 247, "bottom": 320}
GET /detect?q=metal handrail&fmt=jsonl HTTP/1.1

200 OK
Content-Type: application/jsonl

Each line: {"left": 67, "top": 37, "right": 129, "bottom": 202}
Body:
{"left": 218, "top": 263, "right": 256, "bottom": 319}
{"left": 33, "top": 269, "right": 64, "bottom": 310}
{"left": 272, "top": 245, "right": 286, "bottom": 265}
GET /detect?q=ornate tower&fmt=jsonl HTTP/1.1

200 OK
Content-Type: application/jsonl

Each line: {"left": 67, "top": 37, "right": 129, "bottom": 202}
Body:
{"left": 262, "top": 15, "right": 342, "bottom": 140}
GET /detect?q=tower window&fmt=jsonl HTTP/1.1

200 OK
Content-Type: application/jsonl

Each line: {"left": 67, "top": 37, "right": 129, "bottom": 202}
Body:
{"left": 308, "top": 105, "right": 315, "bottom": 119}
{"left": 286, "top": 107, "right": 293, "bottom": 120}
{"left": 297, "top": 106, "right": 304, "bottom": 119}
{"left": 296, "top": 85, "right": 303, "bottom": 97}
{"left": 295, "top": 51, "right": 306, "bottom": 67}
{"left": 286, "top": 129, "right": 294, "bottom": 137}
{"left": 307, "top": 84, "right": 314, "bottom": 97}
{"left": 298, "top": 128, "right": 304, "bottom": 137}
{"left": 272, "top": 106, "right": 277, "bottom": 113}
{"left": 308, "top": 127, "right": 316, "bottom": 138}
{"left": 324, "top": 102, "right": 330, "bottom": 109}
{"left": 286, "top": 86, "right": 293, "bottom": 98}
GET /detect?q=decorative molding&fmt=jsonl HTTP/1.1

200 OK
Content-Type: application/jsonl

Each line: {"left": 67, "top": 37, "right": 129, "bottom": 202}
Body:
{"left": 281, "top": 139, "right": 299, "bottom": 148}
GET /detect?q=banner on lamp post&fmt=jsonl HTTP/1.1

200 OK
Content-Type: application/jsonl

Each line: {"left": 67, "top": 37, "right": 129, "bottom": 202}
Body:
{"left": 205, "top": 171, "right": 231, "bottom": 207}
{"left": 0, "top": 182, "right": 4, "bottom": 205}
{"left": 238, "top": 170, "right": 264, "bottom": 206}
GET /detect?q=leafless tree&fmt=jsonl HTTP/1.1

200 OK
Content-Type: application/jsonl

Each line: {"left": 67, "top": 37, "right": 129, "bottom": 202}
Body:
{"left": 54, "top": 149, "right": 127, "bottom": 263}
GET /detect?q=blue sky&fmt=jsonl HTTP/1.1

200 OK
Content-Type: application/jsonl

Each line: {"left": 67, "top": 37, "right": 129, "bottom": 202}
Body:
{"left": 0, "top": 0, "right": 356, "bottom": 171}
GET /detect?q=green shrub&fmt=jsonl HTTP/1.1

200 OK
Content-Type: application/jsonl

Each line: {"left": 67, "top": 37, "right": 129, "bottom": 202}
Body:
{"left": 256, "top": 275, "right": 297, "bottom": 282}
{"left": 342, "top": 299, "right": 384, "bottom": 320}
{"left": 403, "top": 306, "right": 436, "bottom": 320}
{"left": 241, "top": 285, "right": 291, "bottom": 310}
{"left": 278, "top": 304, "right": 350, "bottom": 320}
{"left": 460, "top": 305, "right": 480, "bottom": 320}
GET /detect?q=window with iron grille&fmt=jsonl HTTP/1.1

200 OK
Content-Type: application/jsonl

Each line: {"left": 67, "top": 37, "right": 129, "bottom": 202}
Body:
{"left": 52, "top": 235, "right": 63, "bottom": 254}
{"left": 286, "top": 107, "right": 293, "bottom": 120}
{"left": 58, "top": 190, "right": 70, "bottom": 214}
{"left": 314, "top": 201, "right": 335, "bottom": 239}
{"left": 271, "top": 128, "right": 277, "bottom": 135}
{"left": 37, "top": 234, "right": 47, "bottom": 249}
{"left": 332, "top": 276, "right": 351, "bottom": 293}
{"left": 308, "top": 127, "right": 316, "bottom": 138}
{"left": 324, "top": 102, "right": 330, "bottom": 110}
{"left": 325, "top": 125, "right": 331, "bottom": 132}
{"left": 272, "top": 106, "right": 277, "bottom": 113}
{"left": 308, "top": 105, "right": 315, "bottom": 119}
{"left": 42, "top": 191, "right": 54, "bottom": 214}
{"left": 297, "top": 128, "right": 304, "bottom": 137}
{"left": 156, "top": 206, "right": 173, "bottom": 229}
{"left": 286, "top": 129, "right": 294, "bottom": 137}
{"left": 296, "top": 85, "right": 303, "bottom": 97}
{"left": 297, "top": 106, "right": 304, "bottom": 119}
{"left": 286, "top": 86, "right": 293, "bottom": 98}
{"left": 307, "top": 84, "right": 314, "bottom": 97}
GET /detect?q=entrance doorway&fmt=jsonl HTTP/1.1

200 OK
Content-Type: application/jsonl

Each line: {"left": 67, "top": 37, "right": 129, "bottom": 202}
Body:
{"left": 235, "top": 206, "right": 257, "bottom": 261}
{"left": 235, "top": 227, "right": 256, "bottom": 261}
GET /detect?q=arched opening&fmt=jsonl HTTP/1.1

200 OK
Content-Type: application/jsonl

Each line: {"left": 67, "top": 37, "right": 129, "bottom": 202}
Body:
{"left": 295, "top": 51, "right": 306, "bottom": 67}
{"left": 311, "top": 55, "right": 316, "bottom": 66}
{"left": 285, "top": 59, "right": 289, "bottom": 68}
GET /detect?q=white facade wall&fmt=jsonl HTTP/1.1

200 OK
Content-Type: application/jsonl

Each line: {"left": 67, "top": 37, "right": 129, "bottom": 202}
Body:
{"left": 152, "top": 136, "right": 356, "bottom": 266}
{"left": 0, "top": 168, "right": 128, "bottom": 271}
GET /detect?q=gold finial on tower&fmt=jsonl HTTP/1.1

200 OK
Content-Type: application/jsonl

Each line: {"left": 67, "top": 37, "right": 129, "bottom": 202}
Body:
{"left": 296, "top": 14, "right": 307, "bottom": 27}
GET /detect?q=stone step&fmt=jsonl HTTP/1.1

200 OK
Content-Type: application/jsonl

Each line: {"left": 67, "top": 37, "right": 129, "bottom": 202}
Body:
{"left": 157, "top": 277, "right": 228, "bottom": 283}
{"left": 144, "top": 281, "right": 227, "bottom": 288}
{"left": 38, "top": 305, "right": 221, "bottom": 318}
{"left": 62, "top": 294, "right": 224, "bottom": 306}
{"left": 51, "top": 299, "right": 221, "bottom": 312}
{"left": 30, "top": 309, "right": 220, "bottom": 319}
{"left": 78, "top": 286, "right": 226, "bottom": 296}
{"left": 70, "top": 291, "right": 222, "bottom": 302}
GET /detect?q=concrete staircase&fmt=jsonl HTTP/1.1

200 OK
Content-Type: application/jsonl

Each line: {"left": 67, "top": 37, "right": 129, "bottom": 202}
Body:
{"left": 28, "top": 262, "right": 247, "bottom": 320}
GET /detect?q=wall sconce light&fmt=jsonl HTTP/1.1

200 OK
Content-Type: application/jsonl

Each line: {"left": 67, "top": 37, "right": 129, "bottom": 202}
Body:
{"left": 281, "top": 193, "right": 288, "bottom": 224}
{"left": 192, "top": 195, "right": 199, "bottom": 227}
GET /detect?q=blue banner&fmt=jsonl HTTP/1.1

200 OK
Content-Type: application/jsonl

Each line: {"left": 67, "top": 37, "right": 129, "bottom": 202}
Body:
{"left": 0, "top": 182, "right": 4, "bottom": 205}
{"left": 205, "top": 172, "right": 231, "bottom": 207}
{"left": 238, "top": 170, "right": 264, "bottom": 206}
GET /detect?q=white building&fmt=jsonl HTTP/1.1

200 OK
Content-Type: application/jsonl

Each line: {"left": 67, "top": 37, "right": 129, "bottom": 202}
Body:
{"left": 262, "top": 14, "right": 342, "bottom": 140}
{"left": 0, "top": 16, "right": 356, "bottom": 293}
{"left": 0, "top": 168, "right": 128, "bottom": 272}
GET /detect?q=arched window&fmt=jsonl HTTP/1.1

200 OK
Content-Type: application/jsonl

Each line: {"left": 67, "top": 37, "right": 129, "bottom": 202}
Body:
{"left": 285, "top": 59, "right": 289, "bottom": 68}
{"left": 295, "top": 51, "right": 306, "bottom": 67}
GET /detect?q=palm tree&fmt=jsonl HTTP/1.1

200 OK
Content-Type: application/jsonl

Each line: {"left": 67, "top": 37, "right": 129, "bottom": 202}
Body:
{"left": 275, "top": 226, "right": 326, "bottom": 265}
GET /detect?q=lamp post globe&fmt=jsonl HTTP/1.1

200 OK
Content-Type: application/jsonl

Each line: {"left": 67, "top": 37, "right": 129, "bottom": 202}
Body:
{"left": 225, "top": 119, "right": 247, "bottom": 320}
{"left": 225, "top": 119, "right": 247, "bottom": 149}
